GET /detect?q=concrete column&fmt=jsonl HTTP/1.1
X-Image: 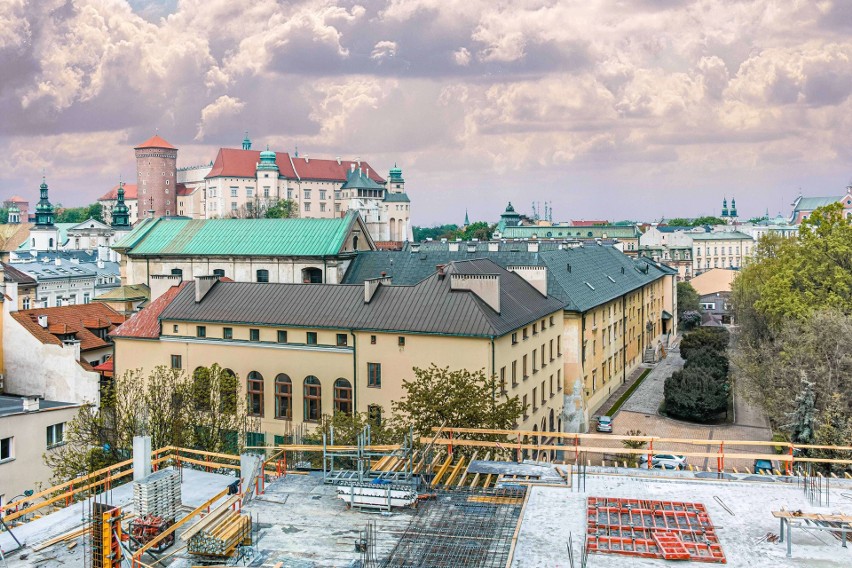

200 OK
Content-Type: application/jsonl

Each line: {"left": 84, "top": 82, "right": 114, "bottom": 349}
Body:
{"left": 133, "top": 435, "right": 152, "bottom": 481}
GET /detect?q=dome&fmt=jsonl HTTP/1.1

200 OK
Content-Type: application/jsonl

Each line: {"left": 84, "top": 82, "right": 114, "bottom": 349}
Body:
{"left": 257, "top": 146, "right": 280, "bottom": 171}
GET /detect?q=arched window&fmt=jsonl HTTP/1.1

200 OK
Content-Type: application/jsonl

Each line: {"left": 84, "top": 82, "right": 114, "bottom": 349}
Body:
{"left": 304, "top": 376, "right": 321, "bottom": 422}
{"left": 301, "top": 267, "right": 322, "bottom": 283}
{"left": 171, "top": 268, "right": 183, "bottom": 278}
{"left": 275, "top": 374, "right": 292, "bottom": 419}
{"left": 389, "top": 218, "right": 397, "bottom": 241}
{"left": 212, "top": 269, "right": 225, "bottom": 278}
{"left": 49, "top": 238, "right": 54, "bottom": 248}
{"left": 192, "top": 367, "right": 211, "bottom": 411}
{"left": 247, "top": 372, "right": 264, "bottom": 417}
{"left": 221, "top": 368, "right": 237, "bottom": 414}
{"left": 532, "top": 424, "right": 539, "bottom": 447}
{"left": 352, "top": 235, "right": 359, "bottom": 250}
{"left": 549, "top": 409, "right": 555, "bottom": 432}
{"left": 256, "top": 269, "right": 269, "bottom": 283}
{"left": 333, "top": 378, "right": 352, "bottom": 415}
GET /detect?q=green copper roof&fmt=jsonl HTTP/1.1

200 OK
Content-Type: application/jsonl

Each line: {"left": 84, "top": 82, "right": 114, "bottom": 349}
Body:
{"left": 384, "top": 192, "right": 410, "bottom": 202}
{"left": 499, "top": 224, "right": 640, "bottom": 239}
{"left": 114, "top": 211, "right": 358, "bottom": 257}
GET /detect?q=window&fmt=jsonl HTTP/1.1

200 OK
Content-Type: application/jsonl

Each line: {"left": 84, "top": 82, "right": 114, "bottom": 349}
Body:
{"left": 368, "top": 363, "right": 381, "bottom": 387}
{"left": 523, "top": 327, "right": 529, "bottom": 340}
{"left": 171, "top": 268, "right": 183, "bottom": 278}
{"left": 550, "top": 316, "right": 555, "bottom": 326}
{"left": 319, "top": 190, "right": 327, "bottom": 200}
{"left": 541, "top": 344, "right": 546, "bottom": 367}
{"left": 512, "top": 332, "right": 518, "bottom": 345}
{"left": 171, "top": 354, "right": 182, "bottom": 369}
{"left": 83, "top": 293, "right": 90, "bottom": 304}
{"left": 247, "top": 371, "right": 264, "bottom": 417}
{"left": 550, "top": 375, "right": 554, "bottom": 397}
{"left": 223, "top": 327, "right": 233, "bottom": 339}
{"left": 304, "top": 202, "right": 311, "bottom": 212}
{"left": 250, "top": 328, "right": 260, "bottom": 341}
{"left": 304, "top": 190, "right": 312, "bottom": 200}
{"left": 398, "top": 336, "right": 406, "bottom": 347}
{"left": 173, "top": 324, "right": 179, "bottom": 333}
{"left": 230, "top": 187, "right": 238, "bottom": 197}
{"left": 0, "top": 437, "right": 11, "bottom": 461}
{"left": 549, "top": 339, "right": 554, "bottom": 361}
{"left": 533, "top": 323, "right": 538, "bottom": 335}
{"left": 46, "top": 423, "right": 65, "bottom": 448}
{"left": 334, "top": 378, "right": 353, "bottom": 415}
{"left": 368, "top": 404, "right": 382, "bottom": 426}
{"left": 370, "top": 335, "right": 377, "bottom": 344}
{"left": 557, "top": 369, "right": 562, "bottom": 391}
{"left": 307, "top": 332, "right": 317, "bottom": 345}
{"left": 523, "top": 355, "right": 529, "bottom": 378}
{"left": 500, "top": 367, "right": 506, "bottom": 392}
{"left": 246, "top": 187, "right": 253, "bottom": 198}
{"left": 541, "top": 381, "right": 546, "bottom": 405}
{"left": 320, "top": 202, "right": 326, "bottom": 212}
{"left": 304, "top": 376, "right": 321, "bottom": 422}
{"left": 275, "top": 374, "right": 292, "bottom": 419}
{"left": 256, "top": 269, "right": 269, "bottom": 283}
{"left": 522, "top": 396, "right": 529, "bottom": 420}
{"left": 277, "top": 330, "right": 287, "bottom": 343}
{"left": 213, "top": 269, "right": 225, "bottom": 278}
{"left": 512, "top": 361, "right": 518, "bottom": 387}
{"left": 196, "top": 326, "right": 206, "bottom": 338}
{"left": 231, "top": 202, "right": 238, "bottom": 212}
{"left": 336, "top": 333, "right": 348, "bottom": 346}
{"left": 533, "top": 387, "right": 538, "bottom": 411}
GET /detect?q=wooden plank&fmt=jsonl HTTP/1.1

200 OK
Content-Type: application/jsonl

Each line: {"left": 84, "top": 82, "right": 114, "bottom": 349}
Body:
{"left": 430, "top": 454, "right": 454, "bottom": 488}
{"left": 444, "top": 456, "right": 466, "bottom": 487}
{"left": 456, "top": 450, "right": 478, "bottom": 488}
{"left": 180, "top": 494, "right": 242, "bottom": 542}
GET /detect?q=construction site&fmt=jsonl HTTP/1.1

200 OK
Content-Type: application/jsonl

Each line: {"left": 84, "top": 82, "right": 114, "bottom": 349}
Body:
{"left": 0, "top": 427, "right": 850, "bottom": 567}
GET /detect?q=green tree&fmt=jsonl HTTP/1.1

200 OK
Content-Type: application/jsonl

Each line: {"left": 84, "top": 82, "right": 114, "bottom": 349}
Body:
{"left": 619, "top": 429, "right": 647, "bottom": 467}
{"left": 265, "top": 199, "right": 297, "bottom": 219}
{"left": 54, "top": 203, "right": 104, "bottom": 223}
{"left": 391, "top": 365, "right": 525, "bottom": 447}
{"left": 782, "top": 373, "right": 817, "bottom": 445}
{"left": 811, "top": 393, "right": 852, "bottom": 474}
{"left": 677, "top": 281, "right": 700, "bottom": 321}
{"left": 664, "top": 367, "right": 729, "bottom": 422}
{"left": 412, "top": 224, "right": 459, "bottom": 241}
{"left": 665, "top": 218, "right": 693, "bottom": 227}
{"left": 683, "top": 346, "right": 729, "bottom": 381}
{"left": 679, "top": 327, "right": 729, "bottom": 359}
{"left": 692, "top": 216, "right": 727, "bottom": 226}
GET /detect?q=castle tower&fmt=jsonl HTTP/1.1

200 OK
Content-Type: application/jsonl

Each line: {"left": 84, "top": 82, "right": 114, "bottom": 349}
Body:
{"left": 242, "top": 132, "right": 252, "bottom": 150}
{"left": 387, "top": 163, "right": 405, "bottom": 194}
{"left": 31, "top": 177, "right": 59, "bottom": 251}
{"left": 135, "top": 134, "right": 177, "bottom": 219}
{"left": 721, "top": 197, "right": 729, "bottom": 218}
{"left": 500, "top": 202, "right": 521, "bottom": 228}
{"left": 7, "top": 204, "right": 20, "bottom": 224}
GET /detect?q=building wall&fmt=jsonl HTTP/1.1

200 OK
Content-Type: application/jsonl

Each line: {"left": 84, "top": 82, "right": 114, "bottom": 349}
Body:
{"left": 136, "top": 147, "right": 178, "bottom": 218}
{"left": 113, "top": 309, "right": 565, "bottom": 439}
{"left": 34, "top": 276, "right": 97, "bottom": 308}
{"left": 2, "top": 311, "right": 101, "bottom": 404}
{"left": 692, "top": 238, "right": 754, "bottom": 273}
{"left": 0, "top": 404, "right": 81, "bottom": 502}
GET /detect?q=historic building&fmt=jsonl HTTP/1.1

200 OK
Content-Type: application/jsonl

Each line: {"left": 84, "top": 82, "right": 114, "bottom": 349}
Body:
{"left": 99, "top": 134, "right": 412, "bottom": 244}
{"left": 111, "top": 259, "right": 565, "bottom": 439}
{"left": 343, "top": 241, "right": 677, "bottom": 432}
{"left": 789, "top": 186, "right": 852, "bottom": 223}
{"left": 113, "top": 210, "right": 375, "bottom": 288}
{"left": 29, "top": 178, "right": 59, "bottom": 253}
{"left": 691, "top": 232, "right": 754, "bottom": 274}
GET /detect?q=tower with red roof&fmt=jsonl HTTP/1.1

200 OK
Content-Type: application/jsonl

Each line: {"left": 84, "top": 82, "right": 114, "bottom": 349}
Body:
{"left": 135, "top": 134, "right": 178, "bottom": 219}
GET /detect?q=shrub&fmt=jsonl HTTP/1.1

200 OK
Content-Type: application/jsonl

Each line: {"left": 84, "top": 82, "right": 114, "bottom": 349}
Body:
{"left": 680, "top": 327, "right": 729, "bottom": 359}
{"left": 683, "top": 346, "right": 729, "bottom": 381}
{"left": 664, "top": 367, "right": 729, "bottom": 422}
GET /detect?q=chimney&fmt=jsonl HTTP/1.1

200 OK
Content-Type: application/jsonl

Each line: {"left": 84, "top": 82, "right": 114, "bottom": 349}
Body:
{"left": 450, "top": 273, "right": 500, "bottom": 313}
{"left": 195, "top": 275, "right": 219, "bottom": 303}
{"left": 70, "top": 257, "right": 79, "bottom": 264}
{"left": 527, "top": 242, "right": 539, "bottom": 253}
{"left": 23, "top": 396, "right": 40, "bottom": 412}
{"left": 97, "top": 259, "right": 104, "bottom": 269}
{"left": 149, "top": 274, "right": 183, "bottom": 302}
{"left": 55, "top": 257, "right": 61, "bottom": 266}
{"left": 366, "top": 168, "right": 370, "bottom": 178}
{"left": 63, "top": 338, "right": 81, "bottom": 361}
{"left": 336, "top": 157, "right": 342, "bottom": 165}
{"left": 364, "top": 275, "right": 392, "bottom": 303}
{"left": 488, "top": 241, "right": 499, "bottom": 252}
{"left": 508, "top": 266, "right": 548, "bottom": 296}
{"left": 351, "top": 163, "right": 356, "bottom": 172}
{"left": 466, "top": 243, "right": 476, "bottom": 253}
{"left": 305, "top": 155, "right": 309, "bottom": 163}
{"left": 38, "top": 314, "right": 48, "bottom": 328}
{"left": 436, "top": 264, "right": 446, "bottom": 279}
{"left": 448, "top": 242, "right": 459, "bottom": 252}
{"left": 410, "top": 243, "right": 421, "bottom": 253}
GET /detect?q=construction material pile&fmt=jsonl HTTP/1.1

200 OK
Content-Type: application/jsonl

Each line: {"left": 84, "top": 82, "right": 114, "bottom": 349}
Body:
{"left": 133, "top": 469, "right": 181, "bottom": 520}
{"left": 182, "top": 495, "right": 251, "bottom": 557}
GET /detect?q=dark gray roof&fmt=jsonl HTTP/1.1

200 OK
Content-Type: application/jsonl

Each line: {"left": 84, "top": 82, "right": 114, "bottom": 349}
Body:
{"left": 158, "top": 259, "right": 564, "bottom": 338}
{"left": 2, "top": 262, "right": 37, "bottom": 285}
{"left": 343, "top": 245, "right": 672, "bottom": 313}
{"left": 0, "top": 395, "right": 77, "bottom": 418}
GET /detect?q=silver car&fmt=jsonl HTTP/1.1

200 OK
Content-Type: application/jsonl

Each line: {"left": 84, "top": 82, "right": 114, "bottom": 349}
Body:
{"left": 639, "top": 454, "right": 687, "bottom": 470}
{"left": 596, "top": 416, "right": 613, "bottom": 433}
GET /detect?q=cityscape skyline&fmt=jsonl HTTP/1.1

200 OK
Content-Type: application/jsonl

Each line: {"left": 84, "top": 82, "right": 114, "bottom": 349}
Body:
{"left": 1, "top": 1, "right": 851, "bottom": 223}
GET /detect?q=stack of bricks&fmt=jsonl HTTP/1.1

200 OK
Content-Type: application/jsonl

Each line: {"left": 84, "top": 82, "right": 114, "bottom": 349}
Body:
{"left": 133, "top": 469, "right": 181, "bottom": 520}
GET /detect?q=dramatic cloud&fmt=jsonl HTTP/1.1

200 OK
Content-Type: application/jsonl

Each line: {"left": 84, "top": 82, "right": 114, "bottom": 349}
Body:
{"left": 1, "top": 0, "right": 851, "bottom": 223}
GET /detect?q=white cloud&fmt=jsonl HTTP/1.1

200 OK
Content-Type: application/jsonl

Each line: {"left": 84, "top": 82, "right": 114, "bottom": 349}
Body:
{"left": 371, "top": 40, "right": 398, "bottom": 61}
{"left": 195, "top": 95, "right": 246, "bottom": 141}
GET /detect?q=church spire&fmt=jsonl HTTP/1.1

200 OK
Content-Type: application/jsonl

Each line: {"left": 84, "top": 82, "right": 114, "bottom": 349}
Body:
{"left": 464, "top": 209, "right": 470, "bottom": 227}
{"left": 35, "top": 175, "right": 55, "bottom": 227}
{"left": 721, "top": 197, "right": 729, "bottom": 218}
{"left": 112, "top": 180, "right": 130, "bottom": 228}
{"left": 242, "top": 131, "right": 252, "bottom": 150}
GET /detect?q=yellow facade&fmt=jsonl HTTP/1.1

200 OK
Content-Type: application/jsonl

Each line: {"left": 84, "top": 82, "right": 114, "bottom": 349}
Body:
{"left": 113, "top": 310, "right": 564, "bottom": 439}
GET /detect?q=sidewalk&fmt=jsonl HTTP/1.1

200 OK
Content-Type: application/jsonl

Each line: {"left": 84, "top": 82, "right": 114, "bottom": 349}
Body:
{"left": 592, "top": 363, "right": 653, "bottom": 419}
{"left": 621, "top": 348, "right": 685, "bottom": 415}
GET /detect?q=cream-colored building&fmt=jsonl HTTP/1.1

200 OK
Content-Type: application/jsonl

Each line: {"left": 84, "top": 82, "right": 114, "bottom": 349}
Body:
{"left": 113, "top": 211, "right": 375, "bottom": 289}
{"left": 112, "top": 260, "right": 566, "bottom": 441}
{"left": 691, "top": 232, "right": 754, "bottom": 274}
{"left": 0, "top": 395, "right": 82, "bottom": 505}
{"left": 343, "top": 242, "right": 678, "bottom": 431}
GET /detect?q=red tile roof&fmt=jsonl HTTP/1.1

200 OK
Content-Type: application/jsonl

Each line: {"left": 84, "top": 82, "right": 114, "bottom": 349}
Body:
{"left": 111, "top": 282, "right": 189, "bottom": 339}
{"left": 176, "top": 183, "right": 194, "bottom": 196}
{"left": 93, "top": 358, "right": 114, "bottom": 372}
{"left": 7, "top": 196, "right": 27, "bottom": 203}
{"left": 12, "top": 303, "right": 126, "bottom": 352}
{"left": 571, "top": 220, "right": 610, "bottom": 226}
{"left": 135, "top": 134, "right": 176, "bottom": 150}
{"left": 98, "top": 183, "right": 138, "bottom": 201}
{"left": 205, "top": 148, "right": 385, "bottom": 183}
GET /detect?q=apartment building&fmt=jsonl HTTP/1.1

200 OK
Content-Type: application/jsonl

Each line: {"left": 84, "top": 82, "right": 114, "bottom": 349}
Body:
{"left": 691, "top": 232, "right": 754, "bottom": 274}
{"left": 111, "top": 260, "right": 566, "bottom": 440}
{"left": 343, "top": 242, "right": 677, "bottom": 431}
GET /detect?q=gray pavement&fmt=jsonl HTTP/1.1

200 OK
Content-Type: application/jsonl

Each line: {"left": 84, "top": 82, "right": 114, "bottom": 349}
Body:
{"left": 620, "top": 349, "right": 685, "bottom": 415}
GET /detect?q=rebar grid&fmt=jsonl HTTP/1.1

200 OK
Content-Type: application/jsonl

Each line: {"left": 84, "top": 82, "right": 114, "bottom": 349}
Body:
{"left": 382, "top": 487, "right": 527, "bottom": 568}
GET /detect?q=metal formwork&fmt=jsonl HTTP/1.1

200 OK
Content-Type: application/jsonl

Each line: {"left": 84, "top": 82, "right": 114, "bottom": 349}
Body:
{"left": 586, "top": 497, "right": 726, "bottom": 563}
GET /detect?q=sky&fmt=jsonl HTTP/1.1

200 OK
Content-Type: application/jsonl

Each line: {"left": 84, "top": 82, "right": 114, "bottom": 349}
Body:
{"left": 1, "top": 0, "right": 852, "bottom": 225}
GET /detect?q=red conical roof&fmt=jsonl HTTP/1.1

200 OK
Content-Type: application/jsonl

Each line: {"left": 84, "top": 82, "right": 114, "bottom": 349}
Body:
{"left": 135, "top": 134, "right": 176, "bottom": 150}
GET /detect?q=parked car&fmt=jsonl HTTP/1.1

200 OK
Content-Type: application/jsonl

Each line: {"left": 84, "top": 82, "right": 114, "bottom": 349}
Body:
{"left": 754, "top": 459, "right": 776, "bottom": 474}
{"left": 639, "top": 454, "right": 687, "bottom": 470}
{"left": 596, "top": 416, "right": 613, "bottom": 433}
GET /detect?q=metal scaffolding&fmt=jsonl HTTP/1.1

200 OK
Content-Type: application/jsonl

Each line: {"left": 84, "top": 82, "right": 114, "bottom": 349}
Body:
{"left": 382, "top": 487, "right": 527, "bottom": 568}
